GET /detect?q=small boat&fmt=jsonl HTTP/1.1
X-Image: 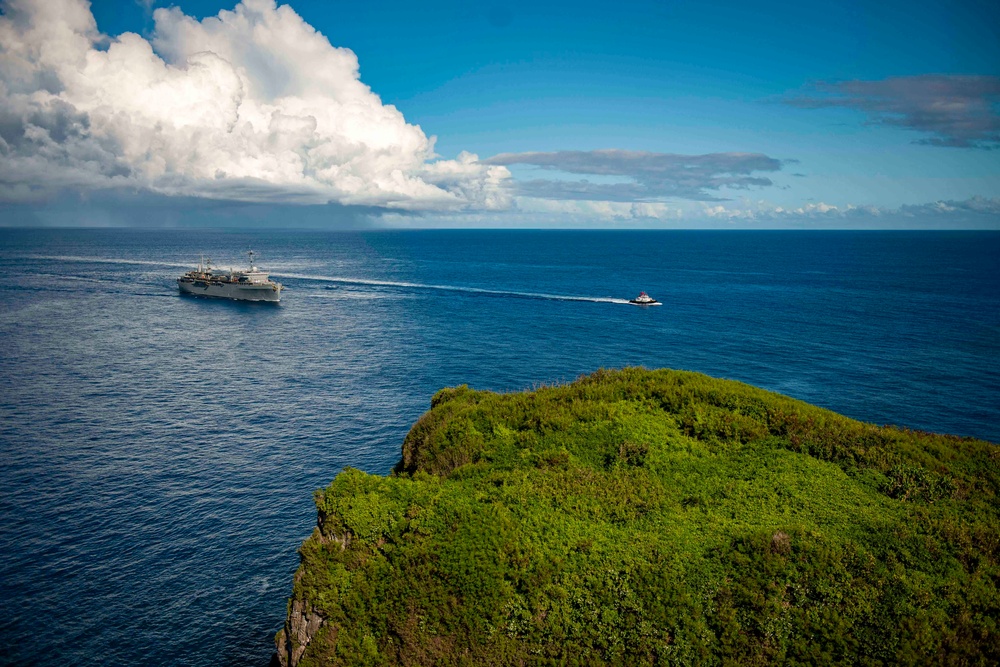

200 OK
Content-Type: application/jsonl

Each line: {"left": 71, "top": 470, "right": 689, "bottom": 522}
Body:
{"left": 629, "top": 291, "right": 661, "bottom": 306}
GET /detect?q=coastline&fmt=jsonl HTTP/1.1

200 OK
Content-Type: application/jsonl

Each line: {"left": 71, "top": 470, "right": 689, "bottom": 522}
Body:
{"left": 275, "top": 368, "right": 1000, "bottom": 665}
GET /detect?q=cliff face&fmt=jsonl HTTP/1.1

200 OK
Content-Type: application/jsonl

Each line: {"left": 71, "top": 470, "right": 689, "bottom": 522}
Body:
{"left": 275, "top": 527, "right": 352, "bottom": 666}
{"left": 277, "top": 368, "right": 1000, "bottom": 666}
{"left": 275, "top": 597, "right": 324, "bottom": 667}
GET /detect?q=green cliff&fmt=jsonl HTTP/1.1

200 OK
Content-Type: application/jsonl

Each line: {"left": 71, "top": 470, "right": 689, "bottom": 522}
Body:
{"left": 276, "top": 368, "right": 999, "bottom": 665}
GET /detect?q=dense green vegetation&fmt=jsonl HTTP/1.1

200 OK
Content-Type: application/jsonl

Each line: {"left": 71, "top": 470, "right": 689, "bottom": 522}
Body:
{"left": 278, "top": 368, "right": 1000, "bottom": 666}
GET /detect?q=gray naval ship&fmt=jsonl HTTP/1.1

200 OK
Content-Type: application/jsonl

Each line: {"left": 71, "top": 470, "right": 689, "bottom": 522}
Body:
{"left": 178, "top": 250, "right": 283, "bottom": 302}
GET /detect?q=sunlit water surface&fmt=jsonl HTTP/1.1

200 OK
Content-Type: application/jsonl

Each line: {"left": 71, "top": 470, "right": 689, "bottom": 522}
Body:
{"left": 1, "top": 229, "right": 997, "bottom": 665}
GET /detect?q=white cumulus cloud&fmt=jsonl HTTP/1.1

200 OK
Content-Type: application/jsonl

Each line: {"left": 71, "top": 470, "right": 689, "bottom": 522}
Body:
{"left": 0, "top": 0, "right": 510, "bottom": 209}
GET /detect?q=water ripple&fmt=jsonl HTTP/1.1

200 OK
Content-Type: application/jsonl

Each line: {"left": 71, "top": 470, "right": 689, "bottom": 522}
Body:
{"left": 1, "top": 229, "right": 997, "bottom": 666}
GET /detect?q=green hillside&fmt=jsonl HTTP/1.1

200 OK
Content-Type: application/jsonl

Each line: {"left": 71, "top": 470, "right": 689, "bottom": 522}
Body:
{"left": 275, "top": 368, "right": 999, "bottom": 666}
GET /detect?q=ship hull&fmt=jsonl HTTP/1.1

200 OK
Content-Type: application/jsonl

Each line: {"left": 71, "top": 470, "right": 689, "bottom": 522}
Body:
{"left": 178, "top": 280, "right": 281, "bottom": 302}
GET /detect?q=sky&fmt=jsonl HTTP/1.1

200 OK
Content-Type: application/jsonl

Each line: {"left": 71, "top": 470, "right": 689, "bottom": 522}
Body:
{"left": 0, "top": 0, "right": 998, "bottom": 228}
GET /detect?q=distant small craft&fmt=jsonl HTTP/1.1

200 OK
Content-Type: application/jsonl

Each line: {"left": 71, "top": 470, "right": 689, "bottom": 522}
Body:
{"left": 629, "top": 291, "right": 661, "bottom": 306}
{"left": 178, "top": 250, "right": 283, "bottom": 302}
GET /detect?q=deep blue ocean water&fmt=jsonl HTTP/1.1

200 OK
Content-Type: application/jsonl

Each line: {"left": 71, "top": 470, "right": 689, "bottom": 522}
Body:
{"left": 0, "top": 229, "right": 997, "bottom": 665}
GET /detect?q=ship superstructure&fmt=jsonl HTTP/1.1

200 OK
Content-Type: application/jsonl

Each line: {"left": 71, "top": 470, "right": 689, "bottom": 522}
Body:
{"left": 178, "top": 251, "right": 283, "bottom": 302}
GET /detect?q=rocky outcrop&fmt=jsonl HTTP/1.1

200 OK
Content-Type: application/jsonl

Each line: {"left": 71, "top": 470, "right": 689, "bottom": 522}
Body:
{"left": 274, "top": 369, "right": 1000, "bottom": 666}
{"left": 274, "top": 523, "right": 351, "bottom": 666}
{"left": 274, "top": 597, "right": 325, "bottom": 667}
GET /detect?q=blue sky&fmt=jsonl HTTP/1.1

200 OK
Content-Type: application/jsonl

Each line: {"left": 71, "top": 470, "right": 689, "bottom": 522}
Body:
{"left": 1, "top": 0, "right": 998, "bottom": 227}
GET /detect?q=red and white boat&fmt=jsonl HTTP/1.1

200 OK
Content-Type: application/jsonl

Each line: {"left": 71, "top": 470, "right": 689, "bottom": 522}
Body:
{"left": 628, "top": 291, "right": 661, "bottom": 306}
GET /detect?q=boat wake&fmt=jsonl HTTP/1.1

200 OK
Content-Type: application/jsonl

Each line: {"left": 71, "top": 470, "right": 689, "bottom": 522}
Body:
{"left": 277, "top": 272, "right": 631, "bottom": 305}
{"left": 30, "top": 255, "right": 192, "bottom": 269}
{"left": 25, "top": 256, "right": 633, "bottom": 305}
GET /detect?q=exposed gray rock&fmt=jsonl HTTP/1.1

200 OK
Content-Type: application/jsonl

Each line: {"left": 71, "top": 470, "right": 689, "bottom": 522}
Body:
{"left": 275, "top": 598, "right": 325, "bottom": 667}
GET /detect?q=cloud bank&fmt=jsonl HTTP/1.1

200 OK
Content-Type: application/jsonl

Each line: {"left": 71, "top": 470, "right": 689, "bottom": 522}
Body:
{"left": 482, "top": 150, "right": 783, "bottom": 201}
{"left": 786, "top": 75, "right": 1000, "bottom": 149}
{"left": 551, "top": 195, "right": 1000, "bottom": 226}
{"left": 0, "top": 0, "right": 510, "bottom": 209}
{"left": 382, "top": 196, "right": 1000, "bottom": 229}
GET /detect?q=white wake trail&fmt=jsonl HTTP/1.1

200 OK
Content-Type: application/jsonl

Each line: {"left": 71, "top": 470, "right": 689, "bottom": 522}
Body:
{"left": 26, "top": 256, "right": 632, "bottom": 305}
{"left": 275, "top": 272, "right": 631, "bottom": 304}
{"left": 29, "top": 255, "right": 192, "bottom": 269}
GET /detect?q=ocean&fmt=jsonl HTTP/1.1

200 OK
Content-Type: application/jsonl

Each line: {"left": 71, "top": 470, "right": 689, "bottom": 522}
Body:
{"left": 0, "top": 229, "right": 997, "bottom": 665}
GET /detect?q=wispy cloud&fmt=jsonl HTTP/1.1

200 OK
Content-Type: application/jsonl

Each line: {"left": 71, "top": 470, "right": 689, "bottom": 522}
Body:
{"left": 486, "top": 197, "right": 1000, "bottom": 229}
{"left": 481, "top": 150, "right": 784, "bottom": 202}
{"left": 378, "top": 195, "right": 1000, "bottom": 229}
{"left": 897, "top": 195, "right": 1000, "bottom": 216}
{"left": 682, "top": 195, "right": 1000, "bottom": 225}
{"left": 0, "top": 0, "right": 509, "bottom": 210}
{"left": 680, "top": 195, "right": 1000, "bottom": 227}
{"left": 786, "top": 75, "right": 1000, "bottom": 149}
